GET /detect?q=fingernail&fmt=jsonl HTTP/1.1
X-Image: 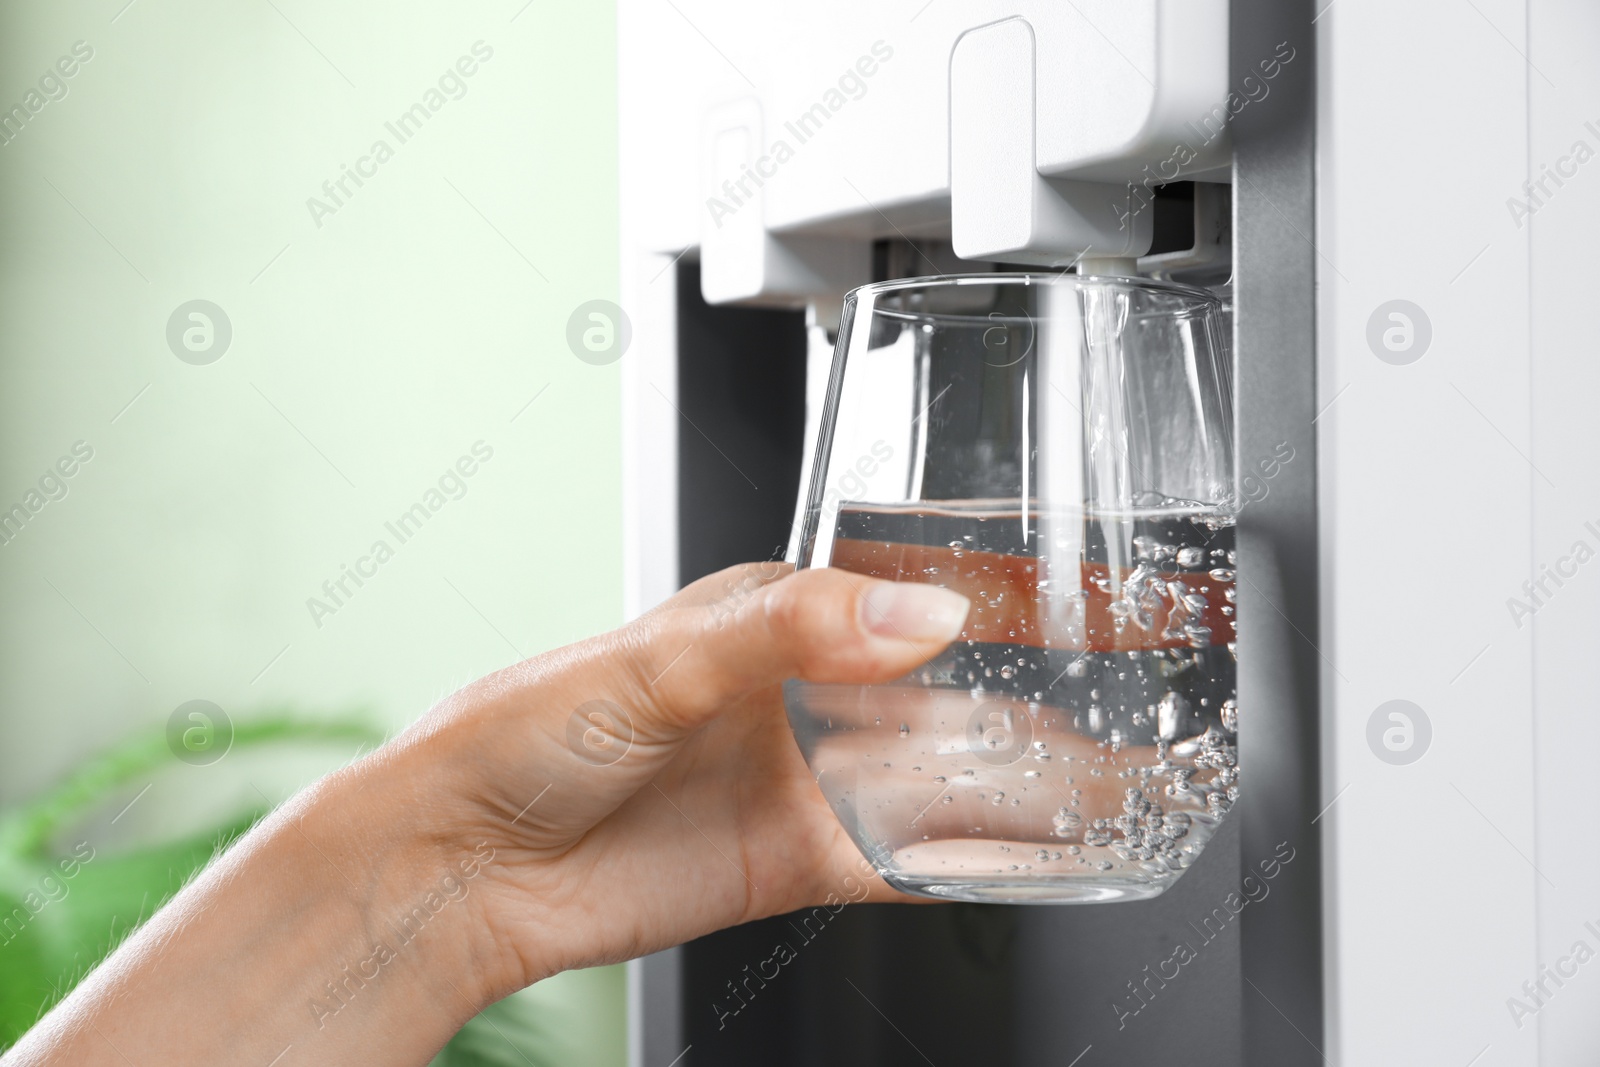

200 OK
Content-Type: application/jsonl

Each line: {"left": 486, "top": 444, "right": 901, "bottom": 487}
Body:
{"left": 860, "top": 582, "right": 970, "bottom": 643}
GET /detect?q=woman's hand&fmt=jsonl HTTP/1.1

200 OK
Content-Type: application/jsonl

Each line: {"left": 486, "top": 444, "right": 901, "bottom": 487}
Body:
{"left": 2, "top": 564, "right": 968, "bottom": 1066}
{"left": 404, "top": 562, "right": 971, "bottom": 993}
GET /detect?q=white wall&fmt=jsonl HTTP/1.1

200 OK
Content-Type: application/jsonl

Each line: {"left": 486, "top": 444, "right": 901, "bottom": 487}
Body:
{"left": 1528, "top": 0, "right": 1600, "bottom": 1059}
{"left": 1320, "top": 0, "right": 1546, "bottom": 1062}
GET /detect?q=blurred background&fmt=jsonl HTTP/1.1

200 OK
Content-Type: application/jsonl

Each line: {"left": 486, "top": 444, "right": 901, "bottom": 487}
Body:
{"left": 0, "top": 0, "right": 625, "bottom": 1061}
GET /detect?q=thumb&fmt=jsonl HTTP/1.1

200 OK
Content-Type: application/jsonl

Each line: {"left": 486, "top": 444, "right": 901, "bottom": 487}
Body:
{"left": 616, "top": 565, "right": 970, "bottom": 743}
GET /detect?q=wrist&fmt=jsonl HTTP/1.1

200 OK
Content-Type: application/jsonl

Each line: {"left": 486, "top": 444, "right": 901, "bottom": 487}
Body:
{"left": 305, "top": 755, "right": 512, "bottom": 1018}
{"left": 336, "top": 727, "right": 555, "bottom": 1006}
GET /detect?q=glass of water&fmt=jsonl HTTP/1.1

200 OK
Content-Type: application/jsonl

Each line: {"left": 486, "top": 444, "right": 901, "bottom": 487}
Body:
{"left": 784, "top": 272, "right": 1237, "bottom": 903}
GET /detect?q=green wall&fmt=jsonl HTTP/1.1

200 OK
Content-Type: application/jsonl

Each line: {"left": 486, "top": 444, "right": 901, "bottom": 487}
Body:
{"left": 0, "top": 0, "right": 623, "bottom": 1061}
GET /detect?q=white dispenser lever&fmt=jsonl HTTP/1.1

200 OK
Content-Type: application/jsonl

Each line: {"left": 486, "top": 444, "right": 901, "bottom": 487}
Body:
{"left": 950, "top": 18, "right": 1153, "bottom": 265}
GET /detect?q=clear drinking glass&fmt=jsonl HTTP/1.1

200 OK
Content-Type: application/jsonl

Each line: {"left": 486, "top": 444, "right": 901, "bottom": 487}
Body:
{"left": 784, "top": 273, "right": 1237, "bottom": 904}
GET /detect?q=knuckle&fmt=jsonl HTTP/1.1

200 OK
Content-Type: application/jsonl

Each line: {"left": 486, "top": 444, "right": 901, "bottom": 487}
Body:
{"left": 762, "top": 570, "right": 862, "bottom": 678}
{"left": 687, "top": 562, "right": 789, "bottom": 627}
{"left": 760, "top": 575, "right": 808, "bottom": 640}
{"left": 600, "top": 622, "right": 659, "bottom": 701}
{"left": 603, "top": 615, "right": 686, "bottom": 722}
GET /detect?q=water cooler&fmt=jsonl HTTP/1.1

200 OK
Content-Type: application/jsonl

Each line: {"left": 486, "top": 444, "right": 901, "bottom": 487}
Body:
{"left": 615, "top": 1, "right": 1600, "bottom": 1062}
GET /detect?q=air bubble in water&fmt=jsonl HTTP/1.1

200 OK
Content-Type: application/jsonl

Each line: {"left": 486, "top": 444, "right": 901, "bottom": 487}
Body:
{"left": 1158, "top": 691, "right": 1191, "bottom": 741}
{"left": 1221, "top": 698, "right": 1239, "bottom": 733}
{"left": 786, "top": 507, "right": 1238, "bottom": 898}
